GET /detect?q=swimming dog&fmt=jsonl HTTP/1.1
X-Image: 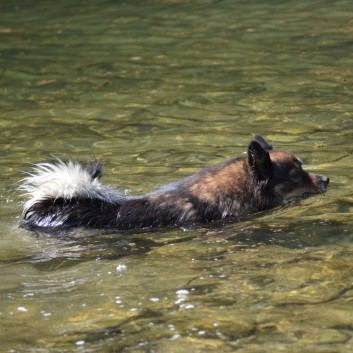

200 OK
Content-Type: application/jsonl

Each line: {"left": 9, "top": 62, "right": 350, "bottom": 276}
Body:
{"left": 20, "top": 135, "right": 329, "bottom": 231}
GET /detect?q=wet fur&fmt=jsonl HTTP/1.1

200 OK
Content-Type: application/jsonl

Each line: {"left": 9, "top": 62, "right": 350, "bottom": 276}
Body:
{"left": 20, "top": 135, "right": 329, "bottom": 231}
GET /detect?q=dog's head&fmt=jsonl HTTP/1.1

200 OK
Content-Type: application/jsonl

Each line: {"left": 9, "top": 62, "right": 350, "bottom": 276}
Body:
{"left": 248, "top": 135, "right": 329, "bottom": 202}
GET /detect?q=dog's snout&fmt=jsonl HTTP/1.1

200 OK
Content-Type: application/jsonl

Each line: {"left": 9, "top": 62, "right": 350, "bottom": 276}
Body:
{"left": 320, "top": 175, "right": 329, "bottom": 185}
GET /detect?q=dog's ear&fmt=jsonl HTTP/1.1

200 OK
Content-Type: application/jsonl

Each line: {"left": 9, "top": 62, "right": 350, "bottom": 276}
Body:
{"left": 248, "top": 140, "right": 273, "bottom": 180}
{"left": 254, "top": 134, "right": 273, "bottom": 151}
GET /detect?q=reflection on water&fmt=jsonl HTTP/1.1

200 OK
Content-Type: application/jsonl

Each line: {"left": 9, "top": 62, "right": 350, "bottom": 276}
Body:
{"left": 1, "top": 0, "right": 353, "bottom": 352}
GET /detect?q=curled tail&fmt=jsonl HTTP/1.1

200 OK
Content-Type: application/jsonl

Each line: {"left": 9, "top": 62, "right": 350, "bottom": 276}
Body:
{"left": 20, "top": 160, "right": 124, "bottom": 230}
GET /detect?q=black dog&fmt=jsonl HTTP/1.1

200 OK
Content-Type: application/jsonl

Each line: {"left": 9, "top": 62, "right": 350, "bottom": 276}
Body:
{"left": 20, "top": 135, "right": 329, "bottom": 231}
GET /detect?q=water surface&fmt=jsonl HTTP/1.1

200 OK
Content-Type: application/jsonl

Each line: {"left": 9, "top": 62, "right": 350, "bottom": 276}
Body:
{"left": 1, "top": 0, "right": 353, "bottom": 352}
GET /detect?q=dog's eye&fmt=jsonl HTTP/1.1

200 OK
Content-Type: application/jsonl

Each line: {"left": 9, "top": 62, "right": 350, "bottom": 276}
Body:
{"left": 289, "top": 169, "right": 301, "bottom": 181}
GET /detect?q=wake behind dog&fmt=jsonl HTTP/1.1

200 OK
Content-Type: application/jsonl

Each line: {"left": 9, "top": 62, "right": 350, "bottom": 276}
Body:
{"left": 20, "top": 135, "right": 329, "bottom": 231}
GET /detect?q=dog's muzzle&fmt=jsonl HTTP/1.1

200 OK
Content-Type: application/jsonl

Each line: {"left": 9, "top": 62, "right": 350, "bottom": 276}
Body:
{"left": 318, "top": 174, "right": 329, "bottom": 193}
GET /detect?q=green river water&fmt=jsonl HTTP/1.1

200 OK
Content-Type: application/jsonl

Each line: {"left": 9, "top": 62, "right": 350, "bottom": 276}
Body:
{"left": 0, "top": 0, "right": 353, "bottom": 352}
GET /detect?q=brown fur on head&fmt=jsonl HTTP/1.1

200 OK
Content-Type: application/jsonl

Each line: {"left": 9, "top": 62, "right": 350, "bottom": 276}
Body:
{"left": 248, "top": 135, "right": 329, "bottom": 203}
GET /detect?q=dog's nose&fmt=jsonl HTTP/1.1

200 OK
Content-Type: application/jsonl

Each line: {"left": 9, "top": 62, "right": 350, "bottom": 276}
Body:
{"left": 320, "top": 175, "right": 329, "bottom": 185}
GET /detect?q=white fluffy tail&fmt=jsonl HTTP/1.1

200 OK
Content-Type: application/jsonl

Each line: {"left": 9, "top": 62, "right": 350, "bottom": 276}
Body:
{"left": 20, "top": 160, "right": 121, "bottom": 215}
